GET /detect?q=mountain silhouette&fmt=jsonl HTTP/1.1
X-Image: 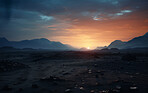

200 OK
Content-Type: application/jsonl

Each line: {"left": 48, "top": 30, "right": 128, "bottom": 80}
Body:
{"left": 0, "top": 37, "right": 74, "bottom": 50}
{"left": 108, "top": 32, "right": 148, "bottom": 49}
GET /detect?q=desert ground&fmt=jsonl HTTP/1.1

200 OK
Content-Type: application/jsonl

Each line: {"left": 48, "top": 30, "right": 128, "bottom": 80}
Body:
{"left": 0, "top": 50, "right": 148, "bottom": 93}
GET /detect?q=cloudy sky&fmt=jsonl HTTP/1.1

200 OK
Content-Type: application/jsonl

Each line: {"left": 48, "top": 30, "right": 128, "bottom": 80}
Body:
{"left": 0, "top": 0, "right": 148, "bottom": 48}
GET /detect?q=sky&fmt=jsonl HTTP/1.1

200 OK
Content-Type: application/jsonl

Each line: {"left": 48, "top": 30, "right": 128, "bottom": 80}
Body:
{"left": 0, "top": 0, "right": 148, "bottom": 49}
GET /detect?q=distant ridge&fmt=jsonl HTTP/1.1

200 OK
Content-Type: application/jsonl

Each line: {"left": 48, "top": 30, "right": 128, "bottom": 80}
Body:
{"left": 0, "top": 37, "right": 75, "bottom": 50}
{"left": 108, "top": 32, "right": 148, "bottom": 49}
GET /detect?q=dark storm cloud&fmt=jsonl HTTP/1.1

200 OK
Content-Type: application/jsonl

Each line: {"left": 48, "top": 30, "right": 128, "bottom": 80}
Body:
{"left": 0, "top": 0, "right": 148, "bottom": 41}
{"left": 1, "top": 0, "right": 148, "bottom": 20}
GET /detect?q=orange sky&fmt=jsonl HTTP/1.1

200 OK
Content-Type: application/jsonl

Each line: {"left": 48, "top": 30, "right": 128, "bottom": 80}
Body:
{"left": 47, "top": 11, "right": 148, "bottom": 49}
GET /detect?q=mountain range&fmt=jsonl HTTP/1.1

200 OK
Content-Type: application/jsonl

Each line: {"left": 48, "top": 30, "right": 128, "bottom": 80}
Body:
{"left": 0, "top": 37, "right": 74, "bottom": 50}
{"left": 1, "top": 32, "right": 148, "bottom": 50}
{"left": 108, "top": 32, "right": 148, "bottom": 49}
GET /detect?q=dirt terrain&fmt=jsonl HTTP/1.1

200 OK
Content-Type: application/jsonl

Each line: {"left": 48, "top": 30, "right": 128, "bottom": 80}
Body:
{"left": 0, "top": 50, "right": 148, "bottom": 93}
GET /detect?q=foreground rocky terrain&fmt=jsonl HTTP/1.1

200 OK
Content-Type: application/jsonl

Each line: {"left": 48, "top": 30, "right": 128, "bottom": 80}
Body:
{"left": 0, "top": 50, "right": 148, "bottom": 93}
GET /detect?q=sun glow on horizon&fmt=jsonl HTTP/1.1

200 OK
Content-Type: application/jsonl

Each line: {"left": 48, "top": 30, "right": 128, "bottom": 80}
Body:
{"left": 87, "top": 47, "right": 90, "bottom": 50}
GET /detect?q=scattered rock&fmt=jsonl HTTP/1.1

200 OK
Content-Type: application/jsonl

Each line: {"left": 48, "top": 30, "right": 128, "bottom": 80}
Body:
{"left": 90, "top": 90, "right": 95, "bottom": 93}
{"left": 112, "top": 89, "right": 120, "bottom": 93}
{"left": 99, "top": 90, "right": 109, "bottom": 93}
{"left": 130, "top": 86, "right": 138, "bottom": 90}
{"left": 79, "top": 87, "right": 84, "bottom": 90}
{"left": 88, "top": 69, "right": 92, "bottom": 74}
{"left": 65, "top": 89, "right": 72, "bottom": 93}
